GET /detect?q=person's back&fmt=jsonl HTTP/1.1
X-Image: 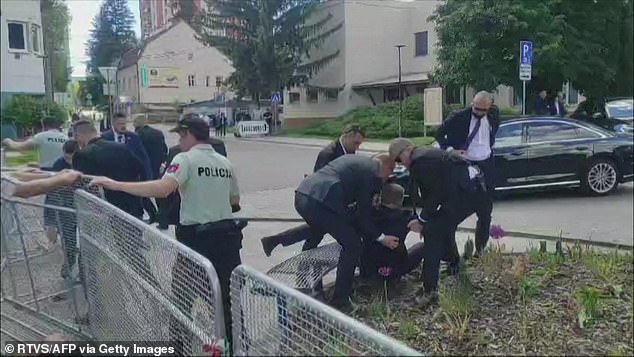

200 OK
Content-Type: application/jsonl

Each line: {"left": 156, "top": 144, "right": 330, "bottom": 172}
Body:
{"left": 297, "top": 155, "right": 380, "bottom": 215}
{"left": 73, "top": 137, "right": 144, "bottom": 217}
{"left": 33, "top": 129, "right": 68, "bottom": 169}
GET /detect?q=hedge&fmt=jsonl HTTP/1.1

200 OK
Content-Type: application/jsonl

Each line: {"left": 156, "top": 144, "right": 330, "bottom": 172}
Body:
{"left": 1, "top": 95, "right": 68, "bottom": 130}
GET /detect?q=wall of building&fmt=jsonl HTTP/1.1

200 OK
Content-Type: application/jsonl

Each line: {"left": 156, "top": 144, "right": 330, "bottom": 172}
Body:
{"left": 135, "top": 21, "right": 234, "bottom": 105}
{"left": 1, "top": 0, "right": 45, "bottom": 106}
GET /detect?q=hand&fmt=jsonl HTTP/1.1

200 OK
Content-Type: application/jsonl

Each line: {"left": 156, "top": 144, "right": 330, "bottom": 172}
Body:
{"left": 455, "top": 150, "right": 467, "bottom": 156}
{"left": 380, "top": 235, "right": 400, "bottom": 250}
{"left": 407, "top": 219, "right": 424, "bottom": 233}
{"left": 89, "top": 176, "right": 118, "bottom": 190}
{"left": 56, "top": 170, "right": 81, "bottom": 185}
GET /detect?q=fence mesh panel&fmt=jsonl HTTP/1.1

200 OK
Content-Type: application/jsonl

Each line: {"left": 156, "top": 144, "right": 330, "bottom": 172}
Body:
{"left": 230, "top": 265, "right": 422, "bottom": 356}
{"left": 266, "top": 243, "right": 340, "bottom": 291}
{"left": 1, "top": 175, "right": 102, "bottom": 339}
{"left": 74, "top": 190, "right": 226, "bottom": 354}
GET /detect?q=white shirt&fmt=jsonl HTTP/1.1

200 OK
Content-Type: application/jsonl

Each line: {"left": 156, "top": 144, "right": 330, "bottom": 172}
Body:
{"left": 554, "top": 101, "right": 561, "bottom": 115}
{"left": 464, "top": 114, "right": 492, "bottom": 162}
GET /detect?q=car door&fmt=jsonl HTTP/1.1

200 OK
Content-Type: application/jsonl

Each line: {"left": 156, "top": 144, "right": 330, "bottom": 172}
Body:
{"left": 493, "top": 121, "right": 529, "bottom": 188}
{"left": 525, "top": 121, "right": 595, "bottom": 185}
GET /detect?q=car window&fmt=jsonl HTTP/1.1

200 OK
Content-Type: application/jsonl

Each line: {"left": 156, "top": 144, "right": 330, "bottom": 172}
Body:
{"left": 495, "top": 123, "right": 523, "bottom": 147}
{"left": 527, "top": 122, "right": 584, "bottom": 142}
{"left": 606, "top": 99, "right": 633, "bottom": 120}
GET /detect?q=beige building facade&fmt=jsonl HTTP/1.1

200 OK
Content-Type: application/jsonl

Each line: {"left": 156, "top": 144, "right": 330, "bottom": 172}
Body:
{"left": 116, "top": 19, "right": 234, "bottom": 111}
{"left": 283, "top": 0, "right": 519, "bottom": 128}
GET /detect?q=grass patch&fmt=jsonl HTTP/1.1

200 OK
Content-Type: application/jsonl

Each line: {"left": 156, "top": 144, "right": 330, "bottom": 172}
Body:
{"left": 5, "top": 149, "right": 38, "bottom": 167}
{"left": 350, "top": 243, "right": 634, "bottom": 356}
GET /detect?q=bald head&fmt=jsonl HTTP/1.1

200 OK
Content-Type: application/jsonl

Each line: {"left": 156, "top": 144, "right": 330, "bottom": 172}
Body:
{"left": 73, "top": 120, "right": 98, "bottom": 148}
{"left": 471, "top": 91, "right": 492, "bottom": 119}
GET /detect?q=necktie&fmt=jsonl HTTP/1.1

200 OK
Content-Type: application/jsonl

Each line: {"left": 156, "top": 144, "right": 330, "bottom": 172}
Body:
{"left": 117, "top": 134, "right": 125, "bottom": 143}
{"left": 465, "top": 118, "right": 481, "bottom": 149}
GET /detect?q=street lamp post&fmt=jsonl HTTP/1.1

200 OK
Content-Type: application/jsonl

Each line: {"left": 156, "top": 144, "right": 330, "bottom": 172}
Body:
{"left": 395, "top": 44, "right": 405, "bottom": 137}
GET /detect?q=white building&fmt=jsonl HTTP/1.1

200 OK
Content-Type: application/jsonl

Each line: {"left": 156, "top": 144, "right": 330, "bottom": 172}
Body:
{"left": 1, "top": 0, "right": 45, "bottom": 108}
{"left": 116, "top": 19, "right": 234, "bottom": 111}
{"left": 283, "top": 0, "right": 521, "bottom": 128}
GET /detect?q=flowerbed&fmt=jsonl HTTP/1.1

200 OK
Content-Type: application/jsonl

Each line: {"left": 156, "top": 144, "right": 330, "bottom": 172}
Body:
{"left": 351, "top": 241, "right": 634, "bottom": 356}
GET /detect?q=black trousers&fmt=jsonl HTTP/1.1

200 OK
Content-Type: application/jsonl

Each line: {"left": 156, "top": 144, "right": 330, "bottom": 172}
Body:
{"left": 142, "top": 198, "right": 158, "bottom": 223}
{"left": 294, "top": 193, "right": 362, "bottom": 305}
{"left": 170, "top": 221, "right": 242, "bottom": 354}
{"left": 421, "top": 183, "right": 489, "bottom": 293}
{"left": 265, "top": 223, "right": 322, "bottom": 251}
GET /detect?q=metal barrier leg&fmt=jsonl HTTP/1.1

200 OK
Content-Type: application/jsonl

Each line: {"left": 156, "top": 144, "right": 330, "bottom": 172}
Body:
{"left": 1, "top": 228, "right": 19, "bottom": 300}
{"left": 11, "top": 202, "right": 41, "bottom": 312}
{"left": 54, "top": 209, "right": 83, "bottom": 330}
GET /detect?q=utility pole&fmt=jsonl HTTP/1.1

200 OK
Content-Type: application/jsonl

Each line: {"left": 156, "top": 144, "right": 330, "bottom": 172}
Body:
{"left": 395, "top": 44, "right": 405, "bottom": 137}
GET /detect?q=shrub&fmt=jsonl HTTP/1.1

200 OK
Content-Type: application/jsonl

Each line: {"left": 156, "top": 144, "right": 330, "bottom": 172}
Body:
{"left": 1, "top": 96, "right": 68, "bottom": 131}
{"left": 294, "top": 96, "right": 427, "bottom": 139}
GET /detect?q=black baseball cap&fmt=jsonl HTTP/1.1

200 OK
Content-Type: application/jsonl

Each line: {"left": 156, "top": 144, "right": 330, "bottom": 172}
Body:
{"left": 170, "top": 115, "right": 210, "bottom": 139}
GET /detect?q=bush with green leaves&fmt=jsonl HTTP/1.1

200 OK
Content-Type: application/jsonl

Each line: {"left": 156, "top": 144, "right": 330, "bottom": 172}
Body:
{"left": 292, "top": 96, "right": 426, "bottom": 139}
{"left": 1, "top": 96, "right": 68, "bottom": 130}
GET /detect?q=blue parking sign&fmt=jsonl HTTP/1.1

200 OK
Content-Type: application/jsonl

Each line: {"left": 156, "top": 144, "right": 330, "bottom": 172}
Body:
{"left": 520, "top": 41, "right": 532, "bottom": 65}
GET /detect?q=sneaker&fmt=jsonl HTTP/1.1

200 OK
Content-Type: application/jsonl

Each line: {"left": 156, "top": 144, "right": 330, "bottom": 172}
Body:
{"left": 260, "top": 236, "right": 279, "bottom": 257}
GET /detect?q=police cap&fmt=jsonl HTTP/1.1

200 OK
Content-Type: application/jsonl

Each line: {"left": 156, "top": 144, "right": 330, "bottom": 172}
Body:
{"left": 170, "top": 115, "right": 210, "bottom": 140}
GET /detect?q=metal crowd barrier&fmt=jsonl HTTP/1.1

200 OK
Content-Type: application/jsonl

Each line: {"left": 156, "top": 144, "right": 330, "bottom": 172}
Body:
{"left": 230, "top": 264, "right": 422, "bottom": 356}
{"left": 1, "top": 175, "right": 102, "bottom": 341}
{"left": 74, "top": 190, "right": 226, "bottom": 354}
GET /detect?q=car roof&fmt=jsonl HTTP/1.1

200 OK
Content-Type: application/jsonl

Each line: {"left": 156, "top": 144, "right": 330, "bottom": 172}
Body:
{"left": 500, "top": 116, "right": 616, "bottom": 134}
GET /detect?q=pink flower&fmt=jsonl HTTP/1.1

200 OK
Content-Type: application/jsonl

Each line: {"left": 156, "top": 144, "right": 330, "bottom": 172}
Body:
{"left": 489, "top": 224, "right": 506, "bottom": 240}
{"left": 378, "top": 266, "right": 392, "bottom": 277}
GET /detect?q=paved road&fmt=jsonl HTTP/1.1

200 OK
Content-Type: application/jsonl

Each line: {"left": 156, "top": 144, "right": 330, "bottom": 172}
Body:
{"left": 156, "top": 124, "right": 633, "bottom": 248}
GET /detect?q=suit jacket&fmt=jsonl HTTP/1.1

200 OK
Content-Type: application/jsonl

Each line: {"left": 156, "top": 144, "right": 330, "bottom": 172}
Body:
{"left": 297, "top": 155, "right": 383, "bottom": 241}
{"left": 101, "top": 130, "right": 152, "bottom": 180}
{"left": 550, "top": 99, "right": 567, "bottom": 117}
{"left": 435, "top": 107, "right": 499, "bottom": 152}
{"left": 135, "top": 125, "right": 167, "bottom": 179}
{"left": 409, "top": 147, "right": 470, "bottom": 221}
{"left": 313, "top": 139, "right": 346, "bottom": 172}
{"left": 73, "top": 138, "right": 145, "bottom": 218}
{"left": 535, "top": 97, "right": 550, "bottom": 115}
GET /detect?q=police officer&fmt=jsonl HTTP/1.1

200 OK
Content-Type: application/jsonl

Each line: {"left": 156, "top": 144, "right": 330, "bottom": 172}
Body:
{"left": 90, "top": 116, "right": 244, "bottom": 350}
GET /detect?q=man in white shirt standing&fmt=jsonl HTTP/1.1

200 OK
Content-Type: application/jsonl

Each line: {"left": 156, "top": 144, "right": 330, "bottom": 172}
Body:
{"left": 435, "top": 91, "right": 499, "bottom": 257}
{"left": 2, "top": 117, "right": 67, "bottom": 170}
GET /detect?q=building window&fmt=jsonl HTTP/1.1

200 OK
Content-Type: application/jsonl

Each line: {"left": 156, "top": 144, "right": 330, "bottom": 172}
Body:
{"left": 384, "top": 87, "right": 400, "bottom": 102}
{"left": 445, "top": 86, "right": 462, "bottom": 104}
{"left": 215, "top": 76, "right": 223, "bottom": 87}
{"left": 324, "top": 88, "right": 338, "bottom": 101}
{"left": 289, "top": 92, "right": 300, "bottom": 104}
{"left": 307, "top": 88, "right": 318, "bottom": 103}
{"left": 30, "top": 24, "right": 41, "bottom": 54}
{"left": 414, "top": 31, "right": 428, "bottom": 57}
{"left": 188, "top": 74, "right": 195, "bottom": 87}
{"left": 206, "top": 76, "right": 210, "bottom": 87}
{"left": 8, "top": 22, "right": 27, "bottom": 51}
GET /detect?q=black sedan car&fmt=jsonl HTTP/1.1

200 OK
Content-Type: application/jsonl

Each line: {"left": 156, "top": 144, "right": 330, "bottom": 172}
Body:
{"left": 392, "top": 117, "right": 633, "bottom": 201}
{"left": 570, "top": 98, "right": 633, "bottom": 134}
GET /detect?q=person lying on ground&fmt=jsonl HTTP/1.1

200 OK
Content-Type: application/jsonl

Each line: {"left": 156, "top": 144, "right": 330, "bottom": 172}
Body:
{"left": 359, "top": 183, "right": 424, "bottom": 281}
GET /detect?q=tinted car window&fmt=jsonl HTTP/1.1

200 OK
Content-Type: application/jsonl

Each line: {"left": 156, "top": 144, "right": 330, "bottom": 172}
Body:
{"left": 606, "top": 99, "right": 633, "bottom": 120}
{"left": 527, "top": 122, "right": 583, "bottom": 142}
{"left": 495, "top": 123, "right": 523, "bottom": 147}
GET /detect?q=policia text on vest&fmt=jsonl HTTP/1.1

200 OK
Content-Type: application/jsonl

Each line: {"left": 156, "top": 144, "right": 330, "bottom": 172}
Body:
{"left": 198, "top": 166, "right": 233, "bottom": 178}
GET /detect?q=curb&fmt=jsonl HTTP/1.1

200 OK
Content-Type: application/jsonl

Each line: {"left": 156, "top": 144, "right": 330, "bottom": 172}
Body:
{"left": 234, "top": 137, "right": 385, "bottom": 153}
{"left": 239, "top": 216, "right": 634, "bottom": 251}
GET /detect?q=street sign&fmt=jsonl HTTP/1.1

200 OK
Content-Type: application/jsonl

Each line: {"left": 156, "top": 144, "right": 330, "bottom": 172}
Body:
{"left": 520, "top": 41, "right": 532, "bottom": 65}
{"left": 102, "top": 83, "right": 116, "bottom": 96}
{"left": 98, "top": 66, "right": 117, "bottom": 81}
{"left": 519, "top": 41, "right": 532, "bottom": 81}
{"left": 271, "top": 92, "right": 281, "bottom": 103}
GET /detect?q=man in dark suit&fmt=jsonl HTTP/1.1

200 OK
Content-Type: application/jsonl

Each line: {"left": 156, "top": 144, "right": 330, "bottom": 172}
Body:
{"left": 260, "top": 124, "right": 366, "bottom": 256}
{"left": 550, "top": 91, "right": 567, "bottom": 117}
{"left": 102, "top": 112, "right": 156, "bottom": 222}
{"left": 294, "top": 154, "right": 397, "bottom": 310}
{"left": 435, "top": 91, "right": 498, "bottom": 256}
{"left": 535, "top": 90, "right": 550, "bottom": 115}
{"left": 133, "top": 116, "right": 168, "bottom": 180}
{"left": 155, "top": 133, "right": 227, "bottom": 230}
{"left": 390, "top": 138, "right": 489, "bottom": 303}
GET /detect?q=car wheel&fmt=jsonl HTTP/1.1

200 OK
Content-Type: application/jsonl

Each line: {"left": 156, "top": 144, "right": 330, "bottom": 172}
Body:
{"left": 582, "top": 158, "right": 619, "bottom": 196}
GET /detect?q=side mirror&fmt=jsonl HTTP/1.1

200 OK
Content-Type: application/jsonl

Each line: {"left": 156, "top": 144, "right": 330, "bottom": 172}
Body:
{"left": 592, "top": 112, "right": 603, "bottom": 119}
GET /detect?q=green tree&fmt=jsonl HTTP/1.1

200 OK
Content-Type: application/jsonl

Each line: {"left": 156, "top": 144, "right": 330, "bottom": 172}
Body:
{"left": 41, "top": 0, "right": 72, "bottom": 93}
{"left": 194, "top": 0, "right": 342, "bottom": 104}
{"left": 430, "top": 0, "right": 633, "bottom": 101}
{"left": 2, "top": 96, "right": 67, "bottom": 129}
{"left": 85, "top": 0, "right": 138, "bottom": 105}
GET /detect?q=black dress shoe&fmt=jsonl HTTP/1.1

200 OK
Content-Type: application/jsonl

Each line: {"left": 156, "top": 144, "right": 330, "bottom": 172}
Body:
{"left": 447, "top": 261, "right": 460, "bottom": 276}
{"left": 261, "top": 236, "right": 279, "bottom": 257}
